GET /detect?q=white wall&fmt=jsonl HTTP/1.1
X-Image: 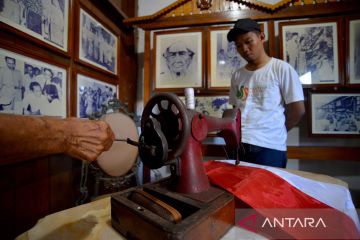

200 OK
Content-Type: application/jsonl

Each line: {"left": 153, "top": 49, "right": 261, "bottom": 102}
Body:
{"left": 137, "top": 0, "right": 176, "bottom": 53}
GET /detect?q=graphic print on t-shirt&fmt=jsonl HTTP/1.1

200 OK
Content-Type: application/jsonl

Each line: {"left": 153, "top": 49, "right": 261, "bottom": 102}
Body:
{"left": 236, "top": 85, "right": 248, "bottom": 101}
{"left": 236, "top": 84, "right": 268, "bottom": 102}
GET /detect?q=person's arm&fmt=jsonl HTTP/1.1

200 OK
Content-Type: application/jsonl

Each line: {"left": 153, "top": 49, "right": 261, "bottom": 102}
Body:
{"left": 0, "top": 114, "right": 114, "bottom": 165}
{"left": 285, "top": 101, "right": 305, "bottom": 131}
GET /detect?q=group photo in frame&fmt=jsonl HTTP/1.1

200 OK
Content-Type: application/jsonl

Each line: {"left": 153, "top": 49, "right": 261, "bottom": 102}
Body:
{"left": 76, "top": 73, "right": 118, "bottom": 118}
{"left": 0, "top": 47, "right": 67, "bottom": 117}
{"left": 208, "top": 23, "right": 266, "bottom": 89}
{"left": 154, "top": 30, "right": 203, "bottom": 90}
{"left": 347, "top": 17, "right": 360, "bottom": 85}
{"left": 0, "top": 0, "right": 69, "bottom": 52}
{"left": 79, "top": 8, "right": 118, "bottom": 75}
{"left": 309, "top": 91, "right": 360, "bottom": 136}
{"left": 279, "top": 19, "right": 341, "bottom": 86}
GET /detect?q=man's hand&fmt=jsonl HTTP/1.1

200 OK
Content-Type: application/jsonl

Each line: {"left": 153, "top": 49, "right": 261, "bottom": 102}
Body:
{"left": 0, "top": 114, "right": 115, "bottom": 165}
{"left": 63, "top": 118, "right": 115, "bottom": 161}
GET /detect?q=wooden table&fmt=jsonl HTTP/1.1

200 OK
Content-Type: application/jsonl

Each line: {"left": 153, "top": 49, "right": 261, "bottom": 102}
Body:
{"left": 16, "top": 166, "right": 350, "bottom": 240}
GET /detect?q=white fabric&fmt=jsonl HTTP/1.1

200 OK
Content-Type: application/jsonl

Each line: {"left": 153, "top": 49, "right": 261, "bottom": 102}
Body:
{"left": 229, "top": 58, "right": 304, "bottom": 151}
{"left": 218, "top": 160, "right": 360, "bottom": 233}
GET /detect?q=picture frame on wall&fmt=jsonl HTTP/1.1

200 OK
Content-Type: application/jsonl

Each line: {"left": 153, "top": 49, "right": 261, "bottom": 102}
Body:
{"left": 207, "top": 23, "right": 266, "bottom": 89}
{"left": 309, "top": 91, "right": 360, "bottom": 137}
{"left": 279, "top": 18, "right": 342, "bottom": 86}
{"left": 76, "top": 73, "right": 118, "bottom": 118}
{"left": 153, "top": 29, "right": 203, "bottom": 90}
{"left": 0, "top": 0, "right": 69, "bottom": 52}
{"left": 347, "top": 17, "right": 360, "bottom": 85}
{"left": 179, "top": 95, "right": 233, "bottom": 119}
{"left": 208, "top": 27, "right": 247, "bottom": 89}
{"left": 79, "top": 8, "right": 118, "bottom": 75}
{"left": 0, "top": 47, "right": 67, "bottom": 117}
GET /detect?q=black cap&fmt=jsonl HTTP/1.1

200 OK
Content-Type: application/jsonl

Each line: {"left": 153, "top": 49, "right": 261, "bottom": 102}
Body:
{"left": 227, "top": 18, "right": 261, "bottom": 42}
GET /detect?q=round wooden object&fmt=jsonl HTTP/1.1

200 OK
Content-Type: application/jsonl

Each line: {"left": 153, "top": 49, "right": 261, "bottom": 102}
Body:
{"left": 97, "top": 112, "right": 138, "bottom": 176}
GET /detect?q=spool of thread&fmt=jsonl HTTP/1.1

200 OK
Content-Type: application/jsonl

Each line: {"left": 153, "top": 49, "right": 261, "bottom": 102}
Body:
{"left": 184, "top": 87, "right": 195, "bottom": 110}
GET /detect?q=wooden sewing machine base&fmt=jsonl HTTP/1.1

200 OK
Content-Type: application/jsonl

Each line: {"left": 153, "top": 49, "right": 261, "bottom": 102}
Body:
{"left": 111, "top": 179, "right": 234, "bottom": 240}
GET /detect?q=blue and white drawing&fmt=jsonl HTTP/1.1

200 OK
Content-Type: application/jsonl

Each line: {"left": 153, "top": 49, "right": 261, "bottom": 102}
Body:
{"left": 180, "top": 96, "right": 233, "bottom": 118}
{"left": 312, "top": 93, "right": 360, "bottom": 134}
{"left": 211, "top": 30, "right": 247, "bottom": 87}
{"left": 282, "top": 22, "right": 339, "bottom": 85}
{"left": 0, "top": 48, "right": 66, "bottom": 117}
{"left": 0, "top": 0, "right": 68, "bottom": 50}
{"left": 77, "top": 74, "right": 117, "bottom": 118}
{"left": 349, "top": 19, "right": 360, "bottom": 84}
{"left": 79, "top": 9, "right": 117, "bottom": 74}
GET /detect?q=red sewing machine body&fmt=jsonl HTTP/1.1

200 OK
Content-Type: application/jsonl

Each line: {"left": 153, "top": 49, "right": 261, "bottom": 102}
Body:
{"left": 178, "top": 110, "right": 241, "bottom": 194}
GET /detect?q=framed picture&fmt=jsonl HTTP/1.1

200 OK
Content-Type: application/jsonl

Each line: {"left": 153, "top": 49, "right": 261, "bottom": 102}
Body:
{"left": 347, "top": 17, "right": 360, "bottom": 85}
{"left": 153, "top": 29, "right": 204, "bottom": 90}
{"left": 0, "top": 0, "right": 69, "bottom": 53}
{"left": 207, "top": 23, "right": 266, "bottom": 89}
{"left": 279, "top": 18, "right": 342, "bottom": 86}
{"left": 76, "top": 73, "right": 118, "bottom": 118}
{"left": 179, "top": 95, "right": 233, "bottom": 119}
{"left": 78, "top": 8, "right": 118, "bottom": 75}
{"left": 0, "top": 47, "right": 67, "bottom": 117}
{"left": 208, "top": 27, "right": 247, "bottom": 89}
{"left": 309, "top": 91, "right": 360, "bottom": 136}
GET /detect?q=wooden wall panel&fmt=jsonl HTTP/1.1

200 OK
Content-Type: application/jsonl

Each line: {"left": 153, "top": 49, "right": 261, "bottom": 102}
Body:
{"left": 0, "top": 165, "right": 16, "bottom": 240}
{"left": 202, "top": 145, "right": 360, "bottom": 161}
{"left": 14, "top": 157, "right": 50, "bottom": 236}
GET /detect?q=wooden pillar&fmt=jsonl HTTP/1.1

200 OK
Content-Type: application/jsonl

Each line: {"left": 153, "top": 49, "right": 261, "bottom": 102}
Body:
{"left": 143, "top": 30, "right": 151, "bottom": 104}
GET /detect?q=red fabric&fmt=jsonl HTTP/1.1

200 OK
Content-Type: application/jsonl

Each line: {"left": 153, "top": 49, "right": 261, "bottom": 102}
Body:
{"left": 204, "top": 161, "right": 359, "bottom": 239}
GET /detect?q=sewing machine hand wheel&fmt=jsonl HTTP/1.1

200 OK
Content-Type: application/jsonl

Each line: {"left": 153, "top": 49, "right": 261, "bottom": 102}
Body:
{"left": 141, "top": 93, "right": 190, "bottom": 165}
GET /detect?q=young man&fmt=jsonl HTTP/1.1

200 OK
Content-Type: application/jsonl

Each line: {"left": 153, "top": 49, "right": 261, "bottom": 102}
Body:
{"left": 228, "top": 18, "right": 305, "bottom": 168}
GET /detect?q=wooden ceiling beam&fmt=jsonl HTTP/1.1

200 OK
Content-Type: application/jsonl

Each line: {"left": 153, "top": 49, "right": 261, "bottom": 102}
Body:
{"left": 134, "top": 1, "right": 359, "bottom": 30}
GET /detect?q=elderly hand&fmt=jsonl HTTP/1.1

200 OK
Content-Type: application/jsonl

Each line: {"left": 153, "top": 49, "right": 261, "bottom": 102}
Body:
{"left": 63, "top": 118, "right": 115, "bottom": 162}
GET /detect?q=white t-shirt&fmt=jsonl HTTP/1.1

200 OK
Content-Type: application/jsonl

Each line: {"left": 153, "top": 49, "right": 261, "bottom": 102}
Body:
{"left": 229, "top": 58, "right": 304, "bottom": 151}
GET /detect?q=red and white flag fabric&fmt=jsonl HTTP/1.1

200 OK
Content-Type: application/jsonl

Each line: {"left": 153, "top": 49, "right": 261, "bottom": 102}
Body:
{"left": 204, "top": 160, "right": 360, "bottom": 239}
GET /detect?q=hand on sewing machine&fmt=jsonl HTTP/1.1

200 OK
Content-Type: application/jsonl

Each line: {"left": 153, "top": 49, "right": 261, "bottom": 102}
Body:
{"left": 0, "top": 114, "right": 115, "bottom": 165}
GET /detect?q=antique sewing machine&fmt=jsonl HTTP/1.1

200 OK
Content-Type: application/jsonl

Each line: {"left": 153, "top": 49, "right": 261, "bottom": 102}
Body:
{"left": 110, "top": 92, "right": 241, "bottom": 240}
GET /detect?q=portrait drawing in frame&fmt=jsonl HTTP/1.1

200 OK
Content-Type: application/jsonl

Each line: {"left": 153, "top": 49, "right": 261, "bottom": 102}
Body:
{"left": 79, "top": 8, "right": 118, "bottom": 75}
{"left": 309, "top": 91, "right": 360, "bottom": 136}
{"left": 154, "top": 30, "right": 203, "bottom": 90}
{"left": 0, "top": 47, "right": 67, "bottom": 117}
{"left": 348, "top": 17, "right": 360, "bottom": 85}
{"left": 76, "top": 73, "right": 118, "bottom": 119}
{"left": 0, "top": 0, "right": 69, "bottom": 52}
{"left": 279, "top": 19, "right": 341, "bottom": 86}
